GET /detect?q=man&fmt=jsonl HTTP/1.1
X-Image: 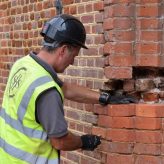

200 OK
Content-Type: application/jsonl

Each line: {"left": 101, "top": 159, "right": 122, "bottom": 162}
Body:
{"left": 0, "top": 14, "right": 136, "bottom": 164}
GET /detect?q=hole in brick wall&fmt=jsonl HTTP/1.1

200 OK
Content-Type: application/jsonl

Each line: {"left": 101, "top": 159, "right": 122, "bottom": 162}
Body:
{"left": 104, "top": 80, "right": 123, "bottom": 90}
{"left": 102, "top": 80, "right": 123, "bottom": 95}
{"left": 132, "top": 67, "right": 164, "bottom": 92}
{"left": 133, "top": 67, "right": 164, "bottom": 79}
{"left": 103, "top": 67, "right": 164, "bottom": 103}
{"left": 131, "top": 67, "right": 164, "bottom": 103}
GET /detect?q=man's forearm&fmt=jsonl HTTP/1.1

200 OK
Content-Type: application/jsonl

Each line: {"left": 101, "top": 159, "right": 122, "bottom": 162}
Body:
{"left": 50, "top": 132, "right": 82, "bottom": 151}
{"left": 62, "top": 82, "right": 100, "bottom": 104}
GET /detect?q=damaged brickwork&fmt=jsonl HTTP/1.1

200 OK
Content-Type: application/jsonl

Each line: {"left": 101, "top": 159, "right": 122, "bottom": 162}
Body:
{"left": 103, "top": 1, "right": 164, "bottom": 105}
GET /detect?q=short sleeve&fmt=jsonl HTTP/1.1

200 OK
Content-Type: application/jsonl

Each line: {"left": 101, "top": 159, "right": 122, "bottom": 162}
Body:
{"left": 36, "top": 88, "right": 68, "bottom": 138}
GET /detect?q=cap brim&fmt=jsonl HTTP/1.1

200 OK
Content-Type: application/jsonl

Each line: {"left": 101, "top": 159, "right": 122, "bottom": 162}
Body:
{"left": 81, "top": 44, "right": 88, "bottom": 49}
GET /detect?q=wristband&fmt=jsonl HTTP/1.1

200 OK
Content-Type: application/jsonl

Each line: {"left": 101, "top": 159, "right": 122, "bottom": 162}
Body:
{"left": 99, "top": 92, "right": 110, "bottom": 105}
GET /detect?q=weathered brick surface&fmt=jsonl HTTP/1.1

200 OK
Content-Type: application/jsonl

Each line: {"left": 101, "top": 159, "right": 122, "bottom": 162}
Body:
{"left": 93, "top": 104, "right": 164, "bottom": 163}
{"left": 0, "top": 0, "right": 164, "bottom": 163}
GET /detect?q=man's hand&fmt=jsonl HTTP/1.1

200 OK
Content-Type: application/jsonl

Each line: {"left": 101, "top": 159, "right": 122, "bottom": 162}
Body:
{"left": 108, "top": 95, "right": 138, "bottom": 104}
{"left": 99, "top": 92, "right": 138, "bottom": 105}
{"left": 81, "top": 135, "right": 101, "bottom": 151}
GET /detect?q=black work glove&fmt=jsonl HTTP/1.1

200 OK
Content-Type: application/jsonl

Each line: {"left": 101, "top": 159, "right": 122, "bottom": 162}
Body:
{"left": 99, "top": 92, "right": 138, "bottom": 105}
{"left": 108, "top": 95, "right": 138, "bottom": 104}
{"left": 81, "top": 134, "right": 101, "bottom": 151}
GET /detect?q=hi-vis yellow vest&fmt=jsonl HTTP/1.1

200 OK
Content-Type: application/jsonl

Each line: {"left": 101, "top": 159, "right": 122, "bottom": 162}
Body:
{"left": 0, "top": 55, "right": 64, "bottom": 164}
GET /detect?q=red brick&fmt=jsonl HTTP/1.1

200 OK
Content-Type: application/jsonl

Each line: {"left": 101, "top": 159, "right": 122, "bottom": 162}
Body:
{"left": 135, "top": 155, "right": 161, "bottom": 164}
{"left": 134, "top": 143, "right": 161, "bottom": 155}
{"left": 1, "top": 70, "right": 9, "bottom": 77}
{"left": 83, "top": 151, "right": 104, "bottom": 162}
{"left": 107, "top": 154, "right": 134, "bottom": 164}
{"left": 92, "top": 127, "right": 107, "bottom": 138}
{"left": 78, "top": 5, "right": 85, "bottom": 14}
{"left": 136, "top": 104, "right": 164, "bottom": 117}
{"left": 95, "top": 13, "right": 103, "bottom": 23}
{"left": 84, "top": 104, "right": 94, "bottom": 112}
{"left": 67, "top": 152, "right": 80, "bottom": 163}
{"left": 108, "top": 55, "right": 135, "bottom": 67}
{"left": 140, "top": 31, "right": 162, "bottom": 41}
{"left": 106, "top": 129, "right": 135, "bottom": 142}
{"left": 104, "top": 66, "right": 132, "bottom": 79}
{"left": 113, "top": 4, "right": 135, "bottom": 17}
{"left": 113, "top": 18, "right": 133, "bottom": 29}
{"left": 81, "top": 156, "right": 100, "bottom": 164}
{"left": 103, "top": 42, "right": 133, "bottom": 55}
{"left": 62, "top": 0, "right": 74, "bottom": 5}
{"left": 35, "top": 2, "right": 43, "bottom": 11}
{"left": 93, "top": 104, "right": 108, "bottom": 115}
{"left": 136, "top": 130, "right": 162, "bottom": 144}
{"left": 86, "top": 3, "right": 93, "bottom": 12}
{"left": 84, "top": 125, "right": 92, "bottom": 134}
{"left": 103, "top": 18, "right": 114, "bottom": 30}
{"left": 136, "top": 18, "right": 162, "bottom": 29}
{"left": 142, "top": 92, "right": 159, "bottom": 102}
{"left": 104, "top": 0, "right": 135, "bottom": 3}
{"left": 81, "top": 15, "right": 94, "bottom": 23}
{"left": 162, "top": 125, "right": 164, "bottom": 138}
{"left": 98, "top": 140, "right": 111, "bottom": 152}
{"left": 114, "top": 42, "right": 133, "bottom": 54}
{"left": 98, "top": 115, "right": 112, "bottom": 128}
{"left": 110, "top": 142, "right": 134, "bottom": 154}
{"left": 104, "top": 6, "right": 114, "bottom": 18}
{"left": 135, "top": 43, "right": 161, "bottom": 54}
{"left": 103, "top": 42, "right": 113, "bottom": 55}
{"left": 92, "top": 24, "right": 103, "bottom": 34}
{"left": 68, "top": 121, "right": 76, "bottom": 130}
{"left": 0, "top": 3, "right": 7, "bottom": 10}
{"left": 107, "top": 31, "right": 135, "bottom": 42}
{"left": 137, "top": 5, "right": 162, "bottom": 17}
{"left": 110, "top": 117, "right": 134, "bottom": 129}
{"left": 135, "top": 117, "right": 161, "bottom": 130}
{"left": 94, "top": 1, "right": 104, "bottom": 11}
{"left": 83, "top": 113, "right": 98, "bottom": 124}
{"left": 66, "top": 109, "right": 81, "bottom": 120}
{"left": 95, "top": 35, "right": 105, "bottom": 44}
{"left": 76, "top": 123, "right": 83, "bottom": 132}
{"left": 108, "top": 104, "right": 136, "bottom": 117}
{"left": 69, "top": 5, "right": 77, "bottom": 15}
{"left": 161, "top": 144, "right": 164, "bottom": 155}
{"left": 136, "top": 55, "right": 160, "bottom": 67}
{"left": 136, "top": 0, "right": 161, "bottom": 3}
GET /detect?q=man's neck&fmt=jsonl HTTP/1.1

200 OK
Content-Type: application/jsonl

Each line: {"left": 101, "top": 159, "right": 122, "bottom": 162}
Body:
{"left": 37, "top": 50, "right": 55, "bottom": 67}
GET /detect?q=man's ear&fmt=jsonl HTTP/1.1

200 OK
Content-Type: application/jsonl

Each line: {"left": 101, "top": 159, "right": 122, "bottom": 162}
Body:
{"left": 59, "top": 45, "right": 67, "bottom": 58}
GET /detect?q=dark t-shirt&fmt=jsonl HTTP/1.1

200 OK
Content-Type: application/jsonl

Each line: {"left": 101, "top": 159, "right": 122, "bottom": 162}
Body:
{"left": 30, "top": 52, "right": 68, "bottom": 138}
{"left": 36, "top": 89, "right": 68, "bottom": 137}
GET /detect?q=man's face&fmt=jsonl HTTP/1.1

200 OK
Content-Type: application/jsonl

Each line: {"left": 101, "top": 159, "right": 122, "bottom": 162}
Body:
{"left": 56, "top": 45, "right": 80, "bottom": 73}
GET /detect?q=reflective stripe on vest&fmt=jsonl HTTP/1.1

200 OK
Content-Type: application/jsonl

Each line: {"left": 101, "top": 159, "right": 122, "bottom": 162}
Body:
{"left": 0, "top": 108, "right": 47, "bottom": 140}
{"left": 0, "top": 76, "right": 53, "bottom": 140}
{"left": 17, "top": 76, "right": 53, "bottom": 122}
{"left": 0, "top": 137, "right": 59, "bottom": 164}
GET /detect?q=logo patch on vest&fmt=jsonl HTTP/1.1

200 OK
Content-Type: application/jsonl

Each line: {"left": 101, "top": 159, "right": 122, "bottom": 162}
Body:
{"left": 9, "top": 67, "right": 27, "bottom": 97}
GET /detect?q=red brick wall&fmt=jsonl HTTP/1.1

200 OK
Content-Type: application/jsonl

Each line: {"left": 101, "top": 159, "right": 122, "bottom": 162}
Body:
{"left": 93, "top": 104, "right": 164, "bottom": 164}
{"left": 0, "top": 0, "right": 164, "bottom": 164}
